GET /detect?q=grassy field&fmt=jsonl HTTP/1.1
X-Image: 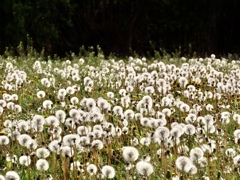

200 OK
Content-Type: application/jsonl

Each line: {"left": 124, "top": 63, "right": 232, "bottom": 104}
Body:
{"left": 0, "top": 52, "right": 240, "bottom": 180}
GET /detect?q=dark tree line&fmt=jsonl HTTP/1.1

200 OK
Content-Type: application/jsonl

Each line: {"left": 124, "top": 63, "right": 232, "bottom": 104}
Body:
{"left": 0, "top": 0, "right": 240, "bottom": 57}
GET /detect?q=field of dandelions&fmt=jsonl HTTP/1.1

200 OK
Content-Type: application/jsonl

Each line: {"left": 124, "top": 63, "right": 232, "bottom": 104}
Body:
{"left": 0, "top": 52, "right": 240, "bottom": 180}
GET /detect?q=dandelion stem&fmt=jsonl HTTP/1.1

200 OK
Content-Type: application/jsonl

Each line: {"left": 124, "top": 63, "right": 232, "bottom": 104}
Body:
{"left": 107, "top": 143, "right": 112, "bottom": 165}
{"left": 27, "top": 165, "right": 30, "bottom": 180}
{"left": 52, "top": 152, "right": 57, "bottom": 180}
{"left": 63, "top": 157, "right": 69, "bottom": 180}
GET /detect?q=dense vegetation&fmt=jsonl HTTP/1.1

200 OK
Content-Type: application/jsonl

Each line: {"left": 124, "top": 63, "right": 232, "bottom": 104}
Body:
{"left": 1, "top": 0, "right": 240, "bottom": 57}
{"left": 1, "top": 52, "right": 240, "bottom": 179}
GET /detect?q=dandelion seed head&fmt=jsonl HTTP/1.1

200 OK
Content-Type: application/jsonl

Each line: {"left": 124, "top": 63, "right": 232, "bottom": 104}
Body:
{"left": 145, "top": 86, "right": 155, "bottom": 94}
{"left": 225, "top": 148, "right": 236, "bottom": 157}
{"left": 70, "top": 96, "right": 79, "bottom": 105}
{"left": 6, "top": 102, "right": 15, "bottom": 110}
{"left": 37, "top": 91, "right": 46, "bottom": 99}
{"left": 204, "top": 124, "right": 216, "bottom": 134}
{"left": 185, "top": 124, "right": 196, "bottom": 135}
{"left": 11, "top": 94, "right": 18, "bottom": 101}
{"left": 45, "top": 115, "right": 59, "bottom": 127}
{"left": 87, "top": 164, "right": 98, "bottom": 175}
{"left": 48, "top": 140, "right": 61, "bottom": 153}
{"left": 122, "top": 146, "right": 139, "bottom": 162}
{"left": 112, "top": 106, "right": 123, "bottom": 116}
{"left": 179, "top": 103, "right": 190, "bottom": 112}
{"left": 5, "top": 171, "right": 20, "bottom": 180}
{"left": 60, "top": 146, "right": 74, "bottom": 158}
{"left": 36, "top": 147, "right": 50, "bottom": 159}
{"left": 122, "top": 126, "right": 129, "bottom": 135}
{"left": 32, "top": 115, "right": 45, "bottom": 126}
{"left": 175, "top": 156, "right": 192, "bottom": 172}
{"left": 101, "top": 165, "right": 115, "bottom": 179}
{"left": 0, "top": 99, "right": 6, "bottom": 108}
{"left": 233, "top": 114, "right": 240, "bottom": 122}
{"left": 206, "top": 104, "right": 214, "bottom": 111}
{"left": 154, "top": 126, "right": 170, "bottom": 140}
{"left": 69, "top": 109, "right": 80, "bottom": 119}
{"left": 84, "top": 77, "right": 92, "bottom": 86}
{"left": 190, "top": 147, "right": 204, "bottom": 163}
{"left": 41, "top": 78, "right": 51, "bottom": 87}
{"left": 77, "top": 126, "right": 89, "bottom": 136}
{"left": 178, "top": 76, "right": 188, "bottom": 88}
{"left": 140, "top": 117, "right": 150, "bottom": 127}
{"left": 162, "top": 108, "right": 172, "bottom": 117}
{"left": 185, "top": 113, "right": 197, "bottom": 123}
{"left": 130, "top": 137, "right": 139, "bottom": 146}
{"left": 70, "top": 161, "right": 84, "bottom": 171}
{"left": 233, "top": 154, "right": 240, "bottom": 165}
{"left": 203, "top": 115, "right": 215, "bottom": 125}
{"left": 107, "top": 92, "right": 114, "bottom": 99}
{"left": 86, "top": 98, "right": 96, "bottom": 110}
{"left": 55, "top": 110, "right": 66, "bottom": 122}
{"left": 136, "top": 161, "right": 154, "bottom": 176}
{"left": 142, "top": 154, "right": 151, "bottom": 162}
{"left": 19, "top": 155, "right": 31, "bottom": 166}
{"left": 3, "top": 119, "right": 12, "bottom": 128}
{"left": 91, "top": 139, "right": 104, "bottom": 150}
{"left": 58, "top": 88, "right": 67, "bottom": 97}
{"left": 66, "top": 86, "right": 75, "bottom": 95}
{"left": 43, "top": 100, "right": 53, "bottom": 109}
{"left": 18, "top": 134, "right": 32, "bottom": 147}
{"left": 17, "top": 121, "right": 29, "bottom": 132}
{"left": 170, "top": 127, "right": 183, "bottom": 139}
{"left": 0, "top": 135, "right": 9, "bottom": 145}
{"left": 124, "top": 109, "right": 135, "bottom": 120}
{"left": 26, "top": 139, "right": 38, "bottom": 150}
{"left": 2, "top": 94, "right": 12, "bottom": 102}
{"left": 36, "top": 159, "right": 49, "bottom": 171}
{"left": 188, "top": 165, "right": 198, "bottom": 174}
{"left": 63, "top": 134, "right": 80, "bottom": 147}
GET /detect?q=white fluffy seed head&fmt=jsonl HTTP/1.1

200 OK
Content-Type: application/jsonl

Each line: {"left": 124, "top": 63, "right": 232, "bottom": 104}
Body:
{"left": 55, "top": 110, "right": 66, "bottom": 122}
{"left": 188, "top": 164, "right": 198, "bottom": 174}
{"left": 36, "top": 159, "right": 49, "bottom": 171}
{"left": 5, "top": 171, "right": 20, "bottom": 180}
{"left": 45, "top": 115, "right": 59, "bottom": 127}
{"left": 87, "top": 164, "right": 98, "bottom": 175}
{"left": 17, "top": 134, "right": 32, "bottom": 147}
{"left": 91, "top": 139, "right": 104, "bottom": 150}
{"left": 19, "top": 155, "right": 31, "bottom": 166}
{"left": 175, "top": 156, "right": 192, "bottom": 172}
{"left": 101, "top": 165, "right": 115, "bottom": 179}
{"left": 190, "top": 147, "right": 204, "bottom": 163}
{"left": 122, "top": 146, "right": 139, "bottom": 162}
{"left": 60, "top": 146, "right": 74, "bottom": 158}
{"left": 37, "top": 91, "right": 46, "bottom": 99}
{"left": 42, "top": 100, "right": 53, "bottom": 109}
{"left": 136, "top": 161, "right": 154, "bottom": 176}
{"left": 0, "top": 135, "right": 10, "bottom": 145}
{"left": 36, "top": 147, "right": 50, "bottom": 159}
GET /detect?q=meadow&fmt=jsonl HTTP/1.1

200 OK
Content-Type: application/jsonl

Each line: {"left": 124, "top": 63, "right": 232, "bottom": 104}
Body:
{"left": 0, "top": 51, "right": 240, "bottom": 180}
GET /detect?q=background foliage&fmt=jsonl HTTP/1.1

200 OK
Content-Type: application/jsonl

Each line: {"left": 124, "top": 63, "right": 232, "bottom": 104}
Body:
{"left": 0, "top": 0, "right": 240, "bottom": 57}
